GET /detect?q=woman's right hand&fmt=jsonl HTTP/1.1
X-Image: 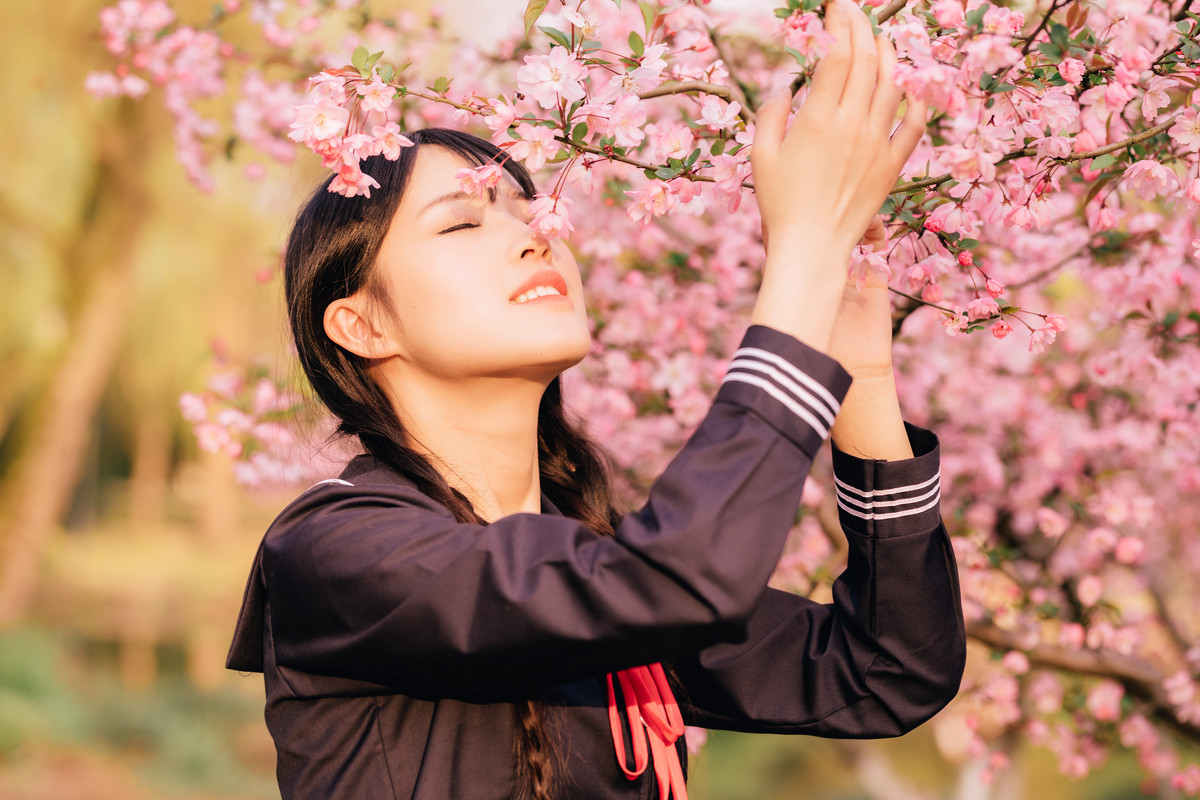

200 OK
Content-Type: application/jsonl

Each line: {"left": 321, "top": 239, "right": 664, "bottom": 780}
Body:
{"left": 751, "top": 0, "right": 927, "bottom": 267}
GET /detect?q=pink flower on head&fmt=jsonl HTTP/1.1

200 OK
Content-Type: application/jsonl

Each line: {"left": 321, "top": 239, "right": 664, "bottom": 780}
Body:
{"left": 371, "top": 122, "right": 414, "bottom": 160}
{"left": 329, "top": 163, "right": 381, "bottom": 198}
{"left": 527, "top": 194, "right": 575, "bottom": 240}
{"left": 456, "top": 163, "right": 504, "bottom": 199}
{"left": 1058, "top": 57, "right": 1085, "bottom": 85}
{"left": 308, "top": 71, "right": 348, "bottom": 103}
{"left": 288, "top": 97, "right": 349, "bottom": 144}
{"left": 698, "top": 95, "right": 741, "bottom": 130}
{"left": 504, "top": 122, "right": 560, "bottom": 173}
{"left": 355, "top": 74, "right": 395, "bottom": 114}
{"left": 516, "top": 46, "right": 587, "bottom": 110}
{"left": 1168, "top": 106, "right": 1200, "bottom": 151}
{"left": 1123, "top": 159, "right": 1179, "bottom": 201}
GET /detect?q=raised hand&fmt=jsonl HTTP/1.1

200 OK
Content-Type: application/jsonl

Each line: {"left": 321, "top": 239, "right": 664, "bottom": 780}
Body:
{"left": 751, "top": 0, "right": 926, "bottom": 265}
{"left": 748, "top": 0, "right": 926, "bottom": 354}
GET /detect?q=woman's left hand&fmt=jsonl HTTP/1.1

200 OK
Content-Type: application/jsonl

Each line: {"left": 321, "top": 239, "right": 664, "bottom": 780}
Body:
{"left": 825, "top": 214, "right": 895, "bottom": 376}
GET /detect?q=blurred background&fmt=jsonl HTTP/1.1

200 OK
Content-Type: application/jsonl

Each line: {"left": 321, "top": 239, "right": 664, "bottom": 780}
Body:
{"left": 0, "top": 0, "right": 1175, "bottom": 798}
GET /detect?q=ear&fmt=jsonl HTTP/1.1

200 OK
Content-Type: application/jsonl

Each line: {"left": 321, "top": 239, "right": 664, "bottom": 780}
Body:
{"left": 323, "top": 294, "right": 400, "bottom": 360}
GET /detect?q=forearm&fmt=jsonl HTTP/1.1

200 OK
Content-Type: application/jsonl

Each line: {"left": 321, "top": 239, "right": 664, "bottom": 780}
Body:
{"left": 830, "top": 371, "right": 913, "bottom": 461}
{"left": 750, "top": 232, "right": 850, "bottom": 355}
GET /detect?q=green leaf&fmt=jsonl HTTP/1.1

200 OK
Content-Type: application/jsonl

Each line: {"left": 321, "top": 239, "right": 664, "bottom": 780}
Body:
{"left": 1163, "top": 310, "right": 1180, "bottom": 328}
{"left": 643, "top": 168, "right": 659, "bottom": 180}
{"left": 524, "top": 0, "right": 549, "bottom": 34}
{"left": 655, "top": 167, "right": 678, "bottom": 179}
{"left": 628, "top": 30, "right": 645, "bottom": 57}
{"left": 538, "top": 25, "right": 571, "bottom": 49}
{"left": 639, "top": 0, "right": 656, "bottom": 36}
{"left": 775, "top": 7, "right": 794, "bottom": 18}
{"left": 993, "top": 82, "right": 1017, "bottom": 93}
{"left": 352, "top": 45, "right": 370, "bottom": 72}
{"left": 1187, "top": 311, "right": 1200, "bottom": 324}
{"left": 1049, "top": 22, "right": 1070, "bottom": 48}
{"left": 964, "top": 5, "right": 986, "bottom": 28}
{"left": 1036, "top": 40, "right": 1063, "bottom": 60}
{"left": 572, "top": 121, "right": 589, "bottom": 142}
{"left": 783, "top": 45, "right": 806, "bottom": 64}
{"left": 433, "top": 76, "right": 451, "bottom": 94}
{"left": 1090, "top": 153, "right": 1119, "bottom": 169}
{"left": 378, "top": 64, "right": 394, "bottom": 82}
{"left": 959, "top": 238, "right": 979, "bottom": 249}
{"left": 366, "top": 50, "right": 384, "bottom": 71}
{"left": 684, "top": 147, "right": 700, "bottom": 168}
{"left": 710, "top": 138, "right": 726, "bottom": 155}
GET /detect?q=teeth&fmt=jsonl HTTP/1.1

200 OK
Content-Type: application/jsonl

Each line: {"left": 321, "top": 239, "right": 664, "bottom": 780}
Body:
{"left": 511, "top": 286, "right": 563, "bottom": 304}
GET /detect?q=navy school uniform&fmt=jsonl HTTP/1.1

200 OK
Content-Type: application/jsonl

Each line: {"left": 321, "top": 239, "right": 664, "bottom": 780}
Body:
{"left": 227, "top": 324, "right": 967, "bottom": 799}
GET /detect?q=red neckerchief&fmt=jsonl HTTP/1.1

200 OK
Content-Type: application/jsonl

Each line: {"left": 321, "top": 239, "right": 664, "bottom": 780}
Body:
{"left": 606, "top": 663, "right": 688, "bottom": 800}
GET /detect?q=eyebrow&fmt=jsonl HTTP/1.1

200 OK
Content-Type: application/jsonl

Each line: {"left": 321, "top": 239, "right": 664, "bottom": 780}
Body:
{"left": 417, "top": 183, "right": 529, "bottom": 220}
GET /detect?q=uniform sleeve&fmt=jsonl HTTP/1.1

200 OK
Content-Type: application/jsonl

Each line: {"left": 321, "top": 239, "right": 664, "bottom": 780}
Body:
{"left": 260, "top": 325, "right": 853, "bottom": 697}
{"left": 673, "top": 422, "right": 966, "bottom": 737}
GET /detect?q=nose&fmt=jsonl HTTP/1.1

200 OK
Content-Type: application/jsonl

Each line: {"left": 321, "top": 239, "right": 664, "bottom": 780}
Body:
{"left": 518, "top": 220, "right": 552, "bottom": 263}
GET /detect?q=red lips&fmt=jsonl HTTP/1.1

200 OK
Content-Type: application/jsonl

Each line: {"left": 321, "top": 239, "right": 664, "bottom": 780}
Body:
{"left": 509, "top": 269, "right": 569, "bottom": 302}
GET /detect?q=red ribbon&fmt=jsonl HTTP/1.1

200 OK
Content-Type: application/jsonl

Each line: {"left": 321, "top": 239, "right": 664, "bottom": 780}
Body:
{"left": 606, "top": 663, "right": 688, "bottom": 800}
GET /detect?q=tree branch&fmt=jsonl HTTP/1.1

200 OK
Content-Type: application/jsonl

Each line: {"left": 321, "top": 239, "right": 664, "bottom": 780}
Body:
{"left": 968, "top": 622, "right": 1200, "bottom": 744}
{"left": 893, "top": 110, "right": 1185, "bottom": 195}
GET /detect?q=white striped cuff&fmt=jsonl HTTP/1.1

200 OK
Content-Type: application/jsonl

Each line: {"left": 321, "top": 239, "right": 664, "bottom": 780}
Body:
{"left": 721, "top": 347, "right": 844, "bottom": 439}
{"left": 834, "top": 471, "right": 941, "bottom": 521}
{"left": 830, "top": 421, "right": 943, "bottom": 536}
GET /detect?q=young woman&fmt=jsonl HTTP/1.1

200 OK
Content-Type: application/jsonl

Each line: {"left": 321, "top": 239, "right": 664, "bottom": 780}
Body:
{"left": 227, "top": 2, "right": 966, "bottom": 798}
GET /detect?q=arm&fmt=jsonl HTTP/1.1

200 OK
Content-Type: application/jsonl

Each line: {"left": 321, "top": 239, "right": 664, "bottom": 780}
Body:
{"left": 673, "top": 423, "right": 966, "bottom": 737}
{"left": 259, "top": 325, "right": 853, "bottom": 697}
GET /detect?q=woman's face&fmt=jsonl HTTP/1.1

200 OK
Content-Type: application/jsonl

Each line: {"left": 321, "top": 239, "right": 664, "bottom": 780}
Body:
{"left": 371, "top": 146, "right": 591, "bottom": 382}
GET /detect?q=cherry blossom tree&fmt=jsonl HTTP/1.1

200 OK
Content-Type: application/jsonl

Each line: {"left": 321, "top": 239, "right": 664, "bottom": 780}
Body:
{"left": 89, "top": 0, "right": 1200, "bottom": 794}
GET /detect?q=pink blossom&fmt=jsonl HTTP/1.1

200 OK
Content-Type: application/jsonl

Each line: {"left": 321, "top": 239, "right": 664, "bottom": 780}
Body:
{"left": 625, "top": 180, "right": 677, "bottom": 225}
{"left": 781, "top": 11, "right": 836, "bottom": 59}
{"left": 516, "top": 46, "right": 587, "bottom": 110}
{"left": 708, "top": 153, "right": 750, "bottom": 193}
{"left": 179, "top": 391, "right": 208, "bottom": 423}
{"left": 1186, "top": 178, "right": 1200, "bottom": 205}
{"left": 1030, "top": 672, "right": 1064, "bottom": 714}
{"left": 308, "top": 71, "right": 347, "bottom": 103}
{"left": 698, "top": 95, "right": 741, "bottom": 130}
{"left": 985, "top": 279, "right": 1005, "bottom": 298}
{"left": 941, "top": 308, "right": 969, "bottom": 336}
{"left": 329, "top": 163, "right": 381, "bottom": 198}
{"left": 1028, "top": 324, "right": 1059, "bottom": 353}
{"left": 1173, "top": 765, "right": 1200, "bottom": 795}
{"left": 966, "top": 295, "right": 1000, "bottom": 321}
{"left": 1086, "top": 680, "right": 1125, "bottom": 722}
{"left": 990, "top": 319, "right": 1013, "bottom": 339}
{"left": 372, "top": 122, "right": 414, "bottom": 160}
{"left": 503, "top": 122, "right": 560, "bottom": 173}
{"left": 355, "top": 74, "right": 395, "bottom": 114}
{"left": 929, "top": 0, "right": 964, "bottom": 27}
{"left": 1001, "top": 651, "right": 1029, "bottom": 674}
{"left": 288, "top": 97, "right": 350, "bottom": 144}
{"left": 484, "top": 97, "right": 518, "bottom": 136}
{"left": 1058, "top": 57, "right": 1085, "bottom": 85}
{"left": 1168, "top": 106, "right": 1200, "bottom": 151}
{"left": 921, "top": 281, "right": 944, "bottom": 303}
{"left": 527, "top": 194, "right": 575, "bottom": 240}
{"left": 1142, "top": 76, "right": 1179, "bottom": 122}
{"left": 1113, "top": 536, "right": 1145, "bottom": 564}
{"left": 1076, "top": 574, "right": 1104, "bottom": 607}
{"left": 1123, "top": 159, "right": 1179, "bottom": 201}
{"left": 609, "top": 94, "right": 647, "bottom": 149}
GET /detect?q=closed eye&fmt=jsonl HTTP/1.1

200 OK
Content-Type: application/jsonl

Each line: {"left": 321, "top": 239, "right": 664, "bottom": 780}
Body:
{"left": 438, "top": 222, "right": 479, "bottom": 234}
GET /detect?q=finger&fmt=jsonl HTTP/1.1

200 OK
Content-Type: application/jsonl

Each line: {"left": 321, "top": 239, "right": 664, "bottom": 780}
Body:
{"left": 888, "top": 92, "right": 928, "bottom": 171}
{"left": 749, "top": 86, "right": 794, "bottom": 168}
{"left": 840, "top": 1, "right": 880, "bottom": 111}
{"left": 868, "top": 33, "right": 903, "bottom": 137}
{"left": 806, "top": 0, "right": 853, "bottom": 111}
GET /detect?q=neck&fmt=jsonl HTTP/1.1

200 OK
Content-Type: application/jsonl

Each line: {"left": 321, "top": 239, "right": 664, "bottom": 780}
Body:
{"left": 378, "top": 368, "right": 548, "bottom": 522}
